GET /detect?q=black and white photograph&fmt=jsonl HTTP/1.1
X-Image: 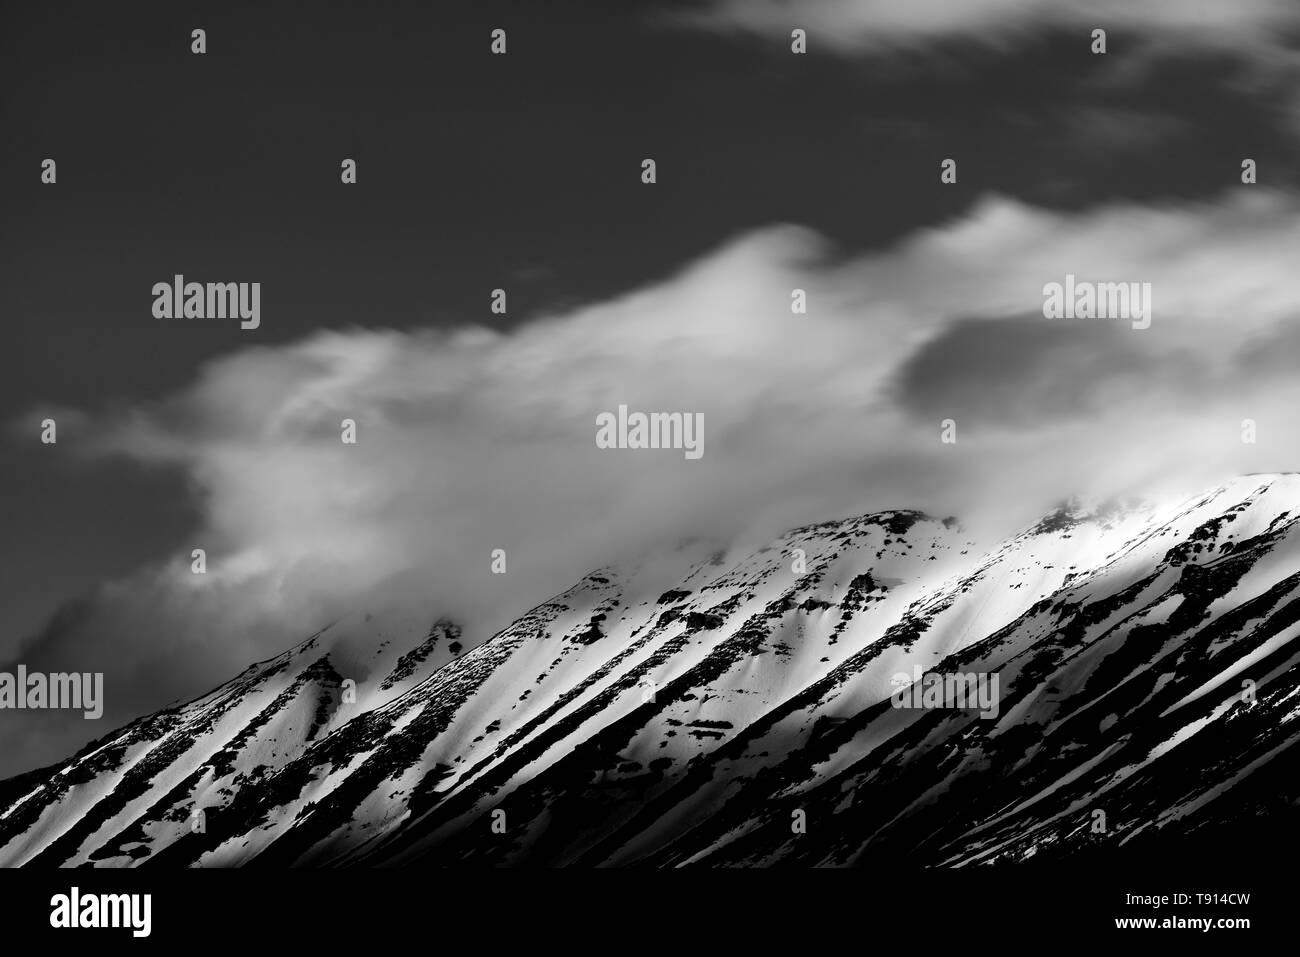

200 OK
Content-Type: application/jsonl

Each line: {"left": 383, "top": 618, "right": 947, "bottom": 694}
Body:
{"left": 1, "top": 0, "right": 1295, "bottom": 939}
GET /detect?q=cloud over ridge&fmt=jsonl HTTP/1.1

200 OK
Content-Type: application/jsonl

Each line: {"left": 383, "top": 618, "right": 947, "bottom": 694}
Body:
{"left": 8, "top": 187, "right": 1300, "bottom": 775}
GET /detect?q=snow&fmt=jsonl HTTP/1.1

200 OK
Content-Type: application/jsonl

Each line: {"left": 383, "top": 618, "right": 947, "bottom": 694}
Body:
{"left": 5, "top": 474, "right": 1300, "bottom": 867}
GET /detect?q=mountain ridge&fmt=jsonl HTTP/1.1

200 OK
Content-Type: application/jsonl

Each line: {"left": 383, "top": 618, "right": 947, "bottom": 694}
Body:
{"left": 3, "top": 474, "right": 1299, "bottom": 867}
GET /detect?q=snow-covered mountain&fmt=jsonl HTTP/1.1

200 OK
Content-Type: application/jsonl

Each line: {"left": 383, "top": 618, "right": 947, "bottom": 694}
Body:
{"left": 4, "top": 474, "right": 1300, "bottom": 867}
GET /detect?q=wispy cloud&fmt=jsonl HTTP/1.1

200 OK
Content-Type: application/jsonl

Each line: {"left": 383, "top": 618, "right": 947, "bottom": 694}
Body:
{"left": 671, "top": 0, "right": 1300, "bottom": 139}
{"left": 672, "top": 0, "right": 1300, "bottom": 52}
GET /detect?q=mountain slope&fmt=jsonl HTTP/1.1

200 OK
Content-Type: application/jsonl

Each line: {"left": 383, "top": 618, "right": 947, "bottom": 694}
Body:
{"left": 3, "top": 474, "right": 1300, "bottom": 867}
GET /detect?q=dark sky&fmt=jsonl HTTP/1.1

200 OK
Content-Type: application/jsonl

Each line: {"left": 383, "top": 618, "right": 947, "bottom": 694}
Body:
{"left": 2, "top": 0, "right": 1298, "bottom": 775}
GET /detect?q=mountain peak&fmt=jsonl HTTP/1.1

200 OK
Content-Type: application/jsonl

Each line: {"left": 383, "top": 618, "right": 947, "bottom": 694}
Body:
{"left": 4, "top": 476, "right": 1299, "bottom": 867}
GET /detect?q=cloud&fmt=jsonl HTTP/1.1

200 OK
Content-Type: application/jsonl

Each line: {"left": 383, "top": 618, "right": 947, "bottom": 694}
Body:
{"left": 7, "top": 188, "right": 1300, "bottom": 775}
{"left": 672, "top": 0, "right": 1300, "bottom": 140}
{"left": 673, "top": 0, "right": 1300, "bottom": 52}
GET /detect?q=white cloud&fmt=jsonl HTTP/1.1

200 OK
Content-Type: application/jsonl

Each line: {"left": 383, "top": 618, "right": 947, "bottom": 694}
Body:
{"left": 10, "top": 188, "right": 1300, "bottom": 772}
{"left": 674, "top": 0, "right": 1300, "bottom": 52}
